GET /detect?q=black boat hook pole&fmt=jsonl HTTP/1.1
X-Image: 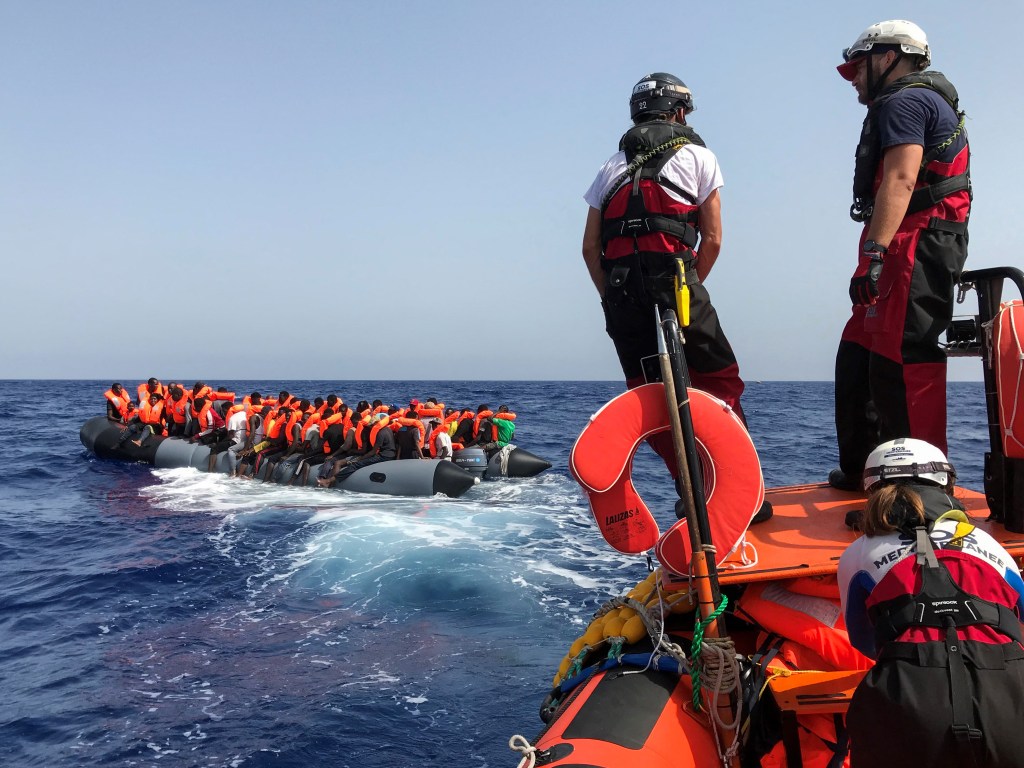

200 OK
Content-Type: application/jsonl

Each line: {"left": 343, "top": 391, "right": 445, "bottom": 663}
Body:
{"left": 654, "top": 304, "right": 723, "bottom": 615}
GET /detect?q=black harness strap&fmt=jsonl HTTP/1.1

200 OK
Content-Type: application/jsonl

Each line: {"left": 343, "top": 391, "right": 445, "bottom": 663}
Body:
{"left": 906, "top": 173, "right": 971, "bottom": 215}
{"left": 944, "top": 617, "right": 983, "bottom": 766}
{"left": 928, "top": 217, "right": 968, "bottom": 235}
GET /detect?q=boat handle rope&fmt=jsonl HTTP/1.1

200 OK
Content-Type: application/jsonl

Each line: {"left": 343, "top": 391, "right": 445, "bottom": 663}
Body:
{"left": 508, "top": 734, "right": 539, "bottom": 768}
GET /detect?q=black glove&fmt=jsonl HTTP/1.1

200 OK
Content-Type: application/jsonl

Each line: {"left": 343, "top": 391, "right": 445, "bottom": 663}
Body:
{"left": 849, "top": 254, "right": 884, "bottom": 306}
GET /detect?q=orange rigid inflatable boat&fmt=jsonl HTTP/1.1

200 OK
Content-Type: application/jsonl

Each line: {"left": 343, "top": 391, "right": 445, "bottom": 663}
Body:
{"left": 509, "top": 267, "right": 1024, "bottom": 768}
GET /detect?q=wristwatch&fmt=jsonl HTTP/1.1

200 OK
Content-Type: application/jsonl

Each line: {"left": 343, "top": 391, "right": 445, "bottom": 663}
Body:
{"left": 862, "top": 239, "right": 888, "bottom": 256}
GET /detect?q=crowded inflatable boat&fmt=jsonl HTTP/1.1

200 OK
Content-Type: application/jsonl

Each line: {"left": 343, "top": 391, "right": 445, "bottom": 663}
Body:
{"left": 83, "top": 387, "right": 550, "bottom": 498}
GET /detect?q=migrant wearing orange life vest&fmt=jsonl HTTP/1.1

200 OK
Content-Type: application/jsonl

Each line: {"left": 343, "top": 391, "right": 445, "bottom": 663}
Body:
{"left": 104, "top": 388, "right": 132, "bottom": 421}
{"left": 225, "top": 402, "right": 249, "bottom": 422}
{"left": 427, "top": 415, "right": 458, "bottom": 458}
{"left": 210, "top": 390, "right": 235, "bottom": 403}
{"left": 295, "top": 412, "right": 321, "bottom": 446}
{"left": 189, "top": 384, "right": 212, "bottom": 403}
{"left": 353, "top": 416, "right": 372, "bottom": 451}
{"left": 282, "top": 410, "right": 306, "bottom": 446}
{"left": 264, "top": 412, "right": 286, "bottom": 441}
{"left": 137, "top": 381, "right": 168, "bottom": 405}
{"left": 191, "top": 400, "right": 216, "bottom": 436}
{"left": 368, "top": 414, "right": 391, "bottom": 447}
{"left": 167, "top": 392, "right": 189, "bottom": 425}
{"left": 318, "top": 410, "right": 345, "bottom": 439}
{"left": 392, "top": 417, "right": 426, "bottom": 447}
{"left": 319, "top": 412, "right": 349, "bottom": 454}
{"left": 417, "top": 403, "right": 444, "bottom": 419}
{"left": 473, "top": 409, "right": 497, "bottom": 441}
{"left": 139, "top": 398, "right": 165, "bottom": 429}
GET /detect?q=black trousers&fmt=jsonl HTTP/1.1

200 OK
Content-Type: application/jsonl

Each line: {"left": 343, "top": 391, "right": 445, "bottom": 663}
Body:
{"left": 848, "top": 640, "right": 1024, "bottom": 768}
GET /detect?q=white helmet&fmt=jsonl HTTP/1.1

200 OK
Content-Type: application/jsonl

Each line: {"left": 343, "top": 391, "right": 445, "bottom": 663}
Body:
{"left": 862, "top": 438, "right": 955, "bottom": 492}
{"left": 844, "top": 20, "right": 930, "bottom": 66}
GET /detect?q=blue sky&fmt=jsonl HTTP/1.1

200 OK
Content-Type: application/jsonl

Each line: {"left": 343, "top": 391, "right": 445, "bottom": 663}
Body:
{"left": 2, "top": 1, "right": 1020, "bottom": 381}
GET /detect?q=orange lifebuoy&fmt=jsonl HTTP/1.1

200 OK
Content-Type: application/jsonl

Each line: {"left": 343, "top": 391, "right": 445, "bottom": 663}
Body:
{"left": 995, "top": 300, "right": 1024, "bottom": 459}
{"left": 569, "top": 383, "right": 763, "bottom": 572}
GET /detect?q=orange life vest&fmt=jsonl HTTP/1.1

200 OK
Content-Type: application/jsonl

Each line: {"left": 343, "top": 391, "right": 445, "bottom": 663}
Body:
{"left": 167, "top": 395, "right": 189, "bottom": 424}
{"left": 225, "top": 403, "right": 248, "bottom": 421}
{"left": 353, "top": 418, "right": 371, "bottom": 451}
{"left": 736, "top": 581, "right": 872, "bottom": 672}
{"left": 368, "top": 415, "right": 391, "bottom": 446}
{"left": 191, "top": 401, "right": 214, "bottom": 433}
{"left": 137, "top": 382, "right": 168, "bottom": 405}
{"left": 318, "top": 411, "right": 345, "bottom": 438}
{"left": 265, "top": 413, "right": 286, "bottom": 440}
{"left": 472, "top": 410, "right": 497, "bottom": 441}
{"left": 210, "top": 390, "right": 235, "bottom": 402}
{"left": 104, "top": 389, "right": 131, "bottom": 420}
{"left": 392, "top": 417, "right": 425, "bottom": 445}
{"left": 284, "top": 410, "right": 305, "bottom": 445}
{"left": 139, "top": 399, "right": 164, "bottom": 426}
{"left": 427, "top": 422, "right": 452, "bottom": 457}
{"left": 472, "top": 410, "right": 494, "bottom": 437}
{"left": 189, "top": 385, "right": 212, "bottom": 403}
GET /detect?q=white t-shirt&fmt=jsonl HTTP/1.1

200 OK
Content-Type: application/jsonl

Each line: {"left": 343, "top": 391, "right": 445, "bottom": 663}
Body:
{"left": 226, "top": 410, "right": 248, "bottom": 448}
{"left": 583, "top": 143, "right": 723, "bottom": 210}
{"left": 434, "top": 431, "right": 453, "bottom": 460}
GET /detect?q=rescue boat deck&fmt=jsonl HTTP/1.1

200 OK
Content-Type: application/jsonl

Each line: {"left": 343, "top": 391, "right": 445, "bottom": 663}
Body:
{"left": 700, "top": 484, "right": 1024, "bottom": 586}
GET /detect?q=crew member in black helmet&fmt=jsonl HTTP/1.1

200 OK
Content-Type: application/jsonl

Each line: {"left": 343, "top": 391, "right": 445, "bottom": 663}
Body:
{"left": 582, "top": 72, "right": 770, "bottom": 523}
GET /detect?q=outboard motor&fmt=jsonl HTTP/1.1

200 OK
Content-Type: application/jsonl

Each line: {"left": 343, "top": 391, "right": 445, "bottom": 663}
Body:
{"left": 453, "top": 447, "right": 489, "bottom": 480}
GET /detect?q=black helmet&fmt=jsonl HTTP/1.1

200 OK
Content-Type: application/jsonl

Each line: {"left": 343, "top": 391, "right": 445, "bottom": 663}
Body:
{"left": 629, "top": 72, "right": 694, "bottom": 121}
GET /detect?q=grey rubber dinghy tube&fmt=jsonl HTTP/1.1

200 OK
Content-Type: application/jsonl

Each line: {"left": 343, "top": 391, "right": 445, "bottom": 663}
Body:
{"left": 452, "top": 446, "right": 552, "bottom": 480}
{"left": 80, "top": 416, "right": 478, "bottom": 498}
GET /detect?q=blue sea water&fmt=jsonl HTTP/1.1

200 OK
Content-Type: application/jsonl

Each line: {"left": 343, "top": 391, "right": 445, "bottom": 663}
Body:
{"left": 0, "top": 379, "right": 990, "bottom": 767}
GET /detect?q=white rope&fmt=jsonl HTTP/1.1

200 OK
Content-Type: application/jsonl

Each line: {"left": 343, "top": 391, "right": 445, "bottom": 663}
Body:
{"left": 620, "top": 571, "right": 691, "bottom": 677}
{"left": 699, "top": 638, "right": 744, "bottom": 768}
{"left": 498, "top": 443, "right": 517, "bottom": 475}
{"left": 508, "top": 734, "right": 539, "bottom": 768}
{"left": 720, "top": 535, "right": 759, "bottom": 571}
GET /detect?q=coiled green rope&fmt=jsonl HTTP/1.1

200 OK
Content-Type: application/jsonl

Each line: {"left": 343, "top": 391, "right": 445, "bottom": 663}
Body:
{"left": 690, "top": 594, "right": 729, "bottom": 711}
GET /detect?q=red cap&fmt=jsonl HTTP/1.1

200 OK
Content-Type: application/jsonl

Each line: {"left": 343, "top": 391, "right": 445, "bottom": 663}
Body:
{"left": 410, "top": 399, "right": 420, "bottom": 407}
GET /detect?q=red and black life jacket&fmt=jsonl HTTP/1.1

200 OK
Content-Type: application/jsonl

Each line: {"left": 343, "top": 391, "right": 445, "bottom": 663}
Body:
{"left": 851, "top": 71, "right": 971, "bottom": 223}
{"left": 869, "top": 526, "right": 1022, "bottom": 650}
{"left": 600, "top": 121, "right": 706, "bottom": 264}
